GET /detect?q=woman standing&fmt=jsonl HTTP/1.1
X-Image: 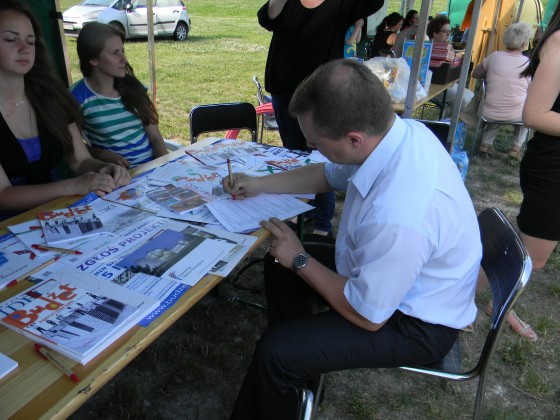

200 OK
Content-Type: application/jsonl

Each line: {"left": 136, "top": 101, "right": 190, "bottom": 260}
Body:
{"left": 72, "top": 22, "right": 168, "bottom": 169}
{"left": 0, "top": 1, "right": 130, "bottom": 221}
{"left": 514, "top": 1, "right": 560, "bottom": 338}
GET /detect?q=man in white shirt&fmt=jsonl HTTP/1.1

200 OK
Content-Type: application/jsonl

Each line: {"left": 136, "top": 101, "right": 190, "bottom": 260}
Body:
{"left": 226, "top": 59, "right": 482, "bottom": 420}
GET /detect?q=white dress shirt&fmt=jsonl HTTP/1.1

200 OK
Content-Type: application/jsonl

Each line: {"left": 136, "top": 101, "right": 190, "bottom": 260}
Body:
{"left": 325, "top": 116, "right": 481, "bottom": 329}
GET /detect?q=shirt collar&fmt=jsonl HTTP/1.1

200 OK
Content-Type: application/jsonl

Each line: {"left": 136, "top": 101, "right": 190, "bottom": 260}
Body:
{"left": 350, "top": 115, "right": 406, "bottom": 197}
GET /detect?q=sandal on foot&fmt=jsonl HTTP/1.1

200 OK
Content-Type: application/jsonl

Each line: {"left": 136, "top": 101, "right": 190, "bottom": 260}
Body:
{"left": 461, "top": 323, "right": 474, "bottom": 333}
{"left": 507, "top": 310, "right": 538, "bottom": 342}
{"left": 485, "top": 302, "right": 538, "bottom": 342}
{"left": 479, "top": 144, "right": 496, "bottom": 157}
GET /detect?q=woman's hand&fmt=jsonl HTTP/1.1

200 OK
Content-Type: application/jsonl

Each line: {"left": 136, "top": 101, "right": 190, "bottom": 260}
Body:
{"left": 98, "top": 164, "right": 131, "bottom": 188}
{"left": 71, "top": 172, "right": 118, "bottom": 197}
{"left": 93, "top": 148, "right": 130, "bottom": 169}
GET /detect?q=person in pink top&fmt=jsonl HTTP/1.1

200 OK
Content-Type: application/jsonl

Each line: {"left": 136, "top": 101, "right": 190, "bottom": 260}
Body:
{"left": 472, "top": 22, "right": 533, "bottom": 160}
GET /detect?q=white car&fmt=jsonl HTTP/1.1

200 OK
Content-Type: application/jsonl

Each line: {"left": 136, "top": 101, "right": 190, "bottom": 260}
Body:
{"left": 97, "top": 0, "right": 191, "bottom": 41}
{"left": 63, "top": 0, "right": 127, "bottom": 34}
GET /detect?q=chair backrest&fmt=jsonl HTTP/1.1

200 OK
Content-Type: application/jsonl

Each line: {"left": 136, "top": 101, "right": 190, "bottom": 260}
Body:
{"left": 474, "top": 207, "right": 532, "bottom": 375}
{"left": 189, "top": 102, "right": 258, "bottom": 144}
{"left": 253, "top": 75, "right": 266, "bottom": 106}
{"left": 417, "top": 119, "right": 451, "bottom": 151}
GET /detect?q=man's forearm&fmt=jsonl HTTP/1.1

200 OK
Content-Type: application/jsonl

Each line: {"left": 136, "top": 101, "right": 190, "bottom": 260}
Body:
{"left": 258, "top": 163, "right": 332, "bottom": 194}
{"left": 267, "top": 0, "right": 288, "bottom": 19}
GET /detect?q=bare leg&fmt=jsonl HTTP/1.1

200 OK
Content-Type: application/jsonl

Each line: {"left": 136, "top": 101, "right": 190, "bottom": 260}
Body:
{"left": 519, "top": 232, "right": 558, "bottom": 272}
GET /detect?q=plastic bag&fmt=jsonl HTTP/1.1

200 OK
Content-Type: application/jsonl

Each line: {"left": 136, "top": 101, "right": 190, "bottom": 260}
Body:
{"left": 363, "top": 57, "right": 427, "bottom": 103}
{"left": 441, "top": 118, "right": 469, "bottom": 181}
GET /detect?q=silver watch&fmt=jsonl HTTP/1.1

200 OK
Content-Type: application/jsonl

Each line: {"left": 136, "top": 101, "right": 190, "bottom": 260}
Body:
{"left": 291, "top": 252, "right": 310, "bottom": 273}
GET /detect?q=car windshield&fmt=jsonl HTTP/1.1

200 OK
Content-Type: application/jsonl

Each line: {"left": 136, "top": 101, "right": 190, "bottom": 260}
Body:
{"left": 82, "top": 0, "right": 115, "bottom": 6}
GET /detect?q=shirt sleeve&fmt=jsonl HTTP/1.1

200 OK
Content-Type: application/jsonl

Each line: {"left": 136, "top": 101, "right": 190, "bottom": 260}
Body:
{"left": 257, "top": 2, "right": 277, "bottom": 31}
{"left": 343, "top": 221, "right": 435, "bottom": 324}
{"left": 324, "top": 162, "right": 353, "bottom": 191}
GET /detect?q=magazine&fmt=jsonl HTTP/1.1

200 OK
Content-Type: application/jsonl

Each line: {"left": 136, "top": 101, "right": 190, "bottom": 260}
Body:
{"left": 115, "top": 229, "right": 235, "bottom": 285}
{"left": 0, "top": 269, "right": 158, "bottom": 364}
{"left": 38, "top": 205, "right": 107, "bottom": 245}
{"left": 0, "top": 233, "right": 52, "bottom": 289}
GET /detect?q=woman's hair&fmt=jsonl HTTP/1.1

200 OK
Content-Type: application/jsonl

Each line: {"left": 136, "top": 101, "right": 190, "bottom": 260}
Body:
{"left": 403, "top": 10, "right": 419, "bottom": 28}
{"left": 521, "top": 1, "right": 560, "bottom": 78}
{"left": 77, "top": 22, "right": 159, "bottom": 126}
{"left": 427, "top": 14, "right": 450, "bottom": 39}
{"left": 0, "top": 0, "right": 81, "bottom": 157}
{"left": 375, "top": 12, "right": 404, "bottom": 35}
{"left": 502, "top": 22, "right": 532, "bottom": 50}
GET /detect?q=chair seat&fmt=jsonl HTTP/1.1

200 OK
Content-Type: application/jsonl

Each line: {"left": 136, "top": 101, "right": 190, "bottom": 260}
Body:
{"left": 415, "top": 337, "right": 462, "bottom": 373}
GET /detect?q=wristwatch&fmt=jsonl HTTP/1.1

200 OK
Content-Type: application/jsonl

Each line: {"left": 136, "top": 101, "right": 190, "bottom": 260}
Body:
{"left": 291, "top": 252, "right": 310, "bottom": 273}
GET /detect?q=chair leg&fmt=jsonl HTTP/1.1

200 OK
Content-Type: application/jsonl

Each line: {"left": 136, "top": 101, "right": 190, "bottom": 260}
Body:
{"left": 472, "top": 374, "right": 487, "bottom": 420}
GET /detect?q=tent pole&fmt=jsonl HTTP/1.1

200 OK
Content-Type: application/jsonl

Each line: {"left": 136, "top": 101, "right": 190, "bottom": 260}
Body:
{"left": 402, "top": 0, "right": 432, "bottom": 119}
{"left": 448, "top": 0, "right": 484, "bottom": 152}
{"left": 147, "top": 0, "right": 157, "bottom": 107}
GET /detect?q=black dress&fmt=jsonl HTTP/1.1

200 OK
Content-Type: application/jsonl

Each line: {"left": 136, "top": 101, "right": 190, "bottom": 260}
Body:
{"left": 370, "top": 31, "right": 394, "bottom": 57}
{"left": 517, "top": 92, "right": 560, "bottom": 240}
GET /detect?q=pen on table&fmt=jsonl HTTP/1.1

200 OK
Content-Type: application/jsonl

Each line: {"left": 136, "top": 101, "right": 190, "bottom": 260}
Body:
{"left": 34, "top": 343, "right": 80, "bottom": 383}
{"left": 31, "top": 244, "right": 83, "bottom": 255}
{"left": 227, "top": 158, "right": 235, "bottom": 200}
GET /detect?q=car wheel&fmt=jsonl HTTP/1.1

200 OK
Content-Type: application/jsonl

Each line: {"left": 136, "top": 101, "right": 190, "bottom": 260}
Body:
{"left": 173, "top": 21, "right": 189, "bottom": 41}
{"left": 109, "top": 21, "right": 125, "bottom": 36}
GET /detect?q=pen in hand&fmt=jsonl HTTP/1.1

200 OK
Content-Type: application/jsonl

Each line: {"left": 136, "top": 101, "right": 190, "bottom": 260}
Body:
{"left": 227, "top": 158, "right": 235, "bottom": 200}
{"left": 34, "top": 343, "right": 80, "bottom": 382}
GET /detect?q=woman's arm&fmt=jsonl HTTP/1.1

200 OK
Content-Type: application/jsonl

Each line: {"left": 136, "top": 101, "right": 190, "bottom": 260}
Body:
{"left": 471, "top": 62, "right": 486, "bottom": 79}
{"left": 86, "top": 143, "right": 130, "bottom": 168}
{"left": 66, "top": 123, "right": 131, "bottom": 191}
{"left": 267, "top": 0, "right": 288, "bottom": 19}
{"left": 386, "top": 32, "right": 398, "bottom": 46}
{"left": 522, "top": 31, "right": 560, "bottom": 136}
{"left": 145, "top": 123, "right": 169, "bottom": 158}
{"left": 346, "top": 19, "right": 364, "bottom": 46}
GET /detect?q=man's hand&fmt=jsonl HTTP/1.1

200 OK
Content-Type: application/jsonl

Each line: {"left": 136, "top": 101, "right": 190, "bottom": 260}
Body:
{"left": 260, "top": 217, "right": 305, "bottom": 268}
{"left": 222, "top": 173, "right": 260, "bottom": 200}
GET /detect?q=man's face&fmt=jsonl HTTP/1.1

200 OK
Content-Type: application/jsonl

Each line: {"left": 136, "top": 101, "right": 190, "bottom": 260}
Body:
{"left": 297, "top": 112, "right": 355, "bottom": 164}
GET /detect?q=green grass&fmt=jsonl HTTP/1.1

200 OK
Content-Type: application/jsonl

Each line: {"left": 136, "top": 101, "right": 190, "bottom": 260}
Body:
{"left": 59, "top": 0, "right": 449, "bottom": 145}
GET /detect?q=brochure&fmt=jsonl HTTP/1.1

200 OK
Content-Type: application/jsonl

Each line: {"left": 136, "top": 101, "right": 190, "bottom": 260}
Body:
{"left": 38, "top": 205, "right": 107, "bottom": 245}
{"left": 0, "top": 269, "right": 158, "bottom": 364}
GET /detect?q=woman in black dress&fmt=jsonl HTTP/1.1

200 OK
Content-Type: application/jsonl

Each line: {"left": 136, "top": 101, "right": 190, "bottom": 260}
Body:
{"left": 369, "top": 12, "right": 403, "bottom": 58}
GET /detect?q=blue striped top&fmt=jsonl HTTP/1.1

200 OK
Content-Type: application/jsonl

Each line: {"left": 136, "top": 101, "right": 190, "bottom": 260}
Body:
{"left": 71, "top": 79, "right": 154, "bottom": 168}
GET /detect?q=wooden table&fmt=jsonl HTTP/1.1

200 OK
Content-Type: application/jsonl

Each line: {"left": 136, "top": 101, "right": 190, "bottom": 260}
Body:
{"left": 392, "top": 80, "right": 458, "bottom": 115}
{"left": 0, "top": 141, "right": 269, "bottom": 419}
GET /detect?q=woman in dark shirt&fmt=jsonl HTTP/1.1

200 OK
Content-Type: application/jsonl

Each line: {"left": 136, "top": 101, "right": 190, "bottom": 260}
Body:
{"left": 0, "top": 1, "right": 130, "bottom": 221}
{"left": 369, "top": 12, "right": 404, "bottom": 58}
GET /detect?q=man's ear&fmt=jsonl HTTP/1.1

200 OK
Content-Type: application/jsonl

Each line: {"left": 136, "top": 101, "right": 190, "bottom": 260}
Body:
{"left": 345, "top": 131, "right": 365, "bottom": 148}
{"left": 89, "top": 58, "right": 99, "bottom": 67}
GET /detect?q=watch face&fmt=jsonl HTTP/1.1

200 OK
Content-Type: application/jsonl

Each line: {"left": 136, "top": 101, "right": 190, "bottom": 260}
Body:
{"left": 293, "top": 253, "right": 308, "bottom": 271}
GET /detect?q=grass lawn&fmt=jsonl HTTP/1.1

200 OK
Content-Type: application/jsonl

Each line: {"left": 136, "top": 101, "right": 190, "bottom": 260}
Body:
{"left": 59, "top": 0, "right": 449, "bottom": 144}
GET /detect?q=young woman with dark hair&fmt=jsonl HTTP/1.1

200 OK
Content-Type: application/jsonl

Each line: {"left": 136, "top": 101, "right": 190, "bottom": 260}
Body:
{"left": 72, "top": 22, "right": 168, "bottom": 169}
{"left": 0, "top": 0, "right": 130, "bottom": 221}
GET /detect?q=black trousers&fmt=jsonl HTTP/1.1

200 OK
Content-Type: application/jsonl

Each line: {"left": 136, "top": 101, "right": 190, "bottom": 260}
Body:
{"left": 230, "top": 238, "right": 459, "bottom": 420}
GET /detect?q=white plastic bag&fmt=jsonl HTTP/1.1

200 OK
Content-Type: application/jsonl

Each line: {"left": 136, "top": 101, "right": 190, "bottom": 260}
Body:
{"left": 363, "top": 57, "right": 427, "bottom": 103}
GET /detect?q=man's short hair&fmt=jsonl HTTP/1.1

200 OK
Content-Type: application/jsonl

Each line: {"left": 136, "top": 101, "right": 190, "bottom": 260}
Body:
{"left": 289, "top": 59, "right": 393, "bottom": 139}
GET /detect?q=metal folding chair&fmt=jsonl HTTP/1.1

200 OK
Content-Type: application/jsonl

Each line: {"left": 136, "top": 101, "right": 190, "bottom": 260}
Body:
{"left": 189, "top": 102, "right": 258, "bottom": 144}
{"left": 253, "top": 75, "right": 278, "bottom": 142}
{"left": 417, "top": 119, "right": 451, "bottom": 151}
{"left": 299, "top": 207, "right": 533, "bottom": 420}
